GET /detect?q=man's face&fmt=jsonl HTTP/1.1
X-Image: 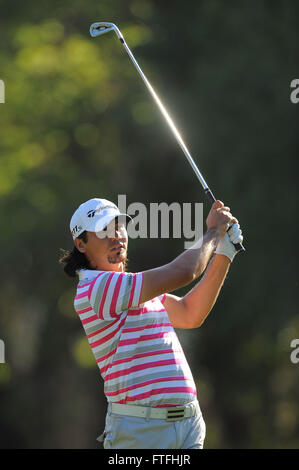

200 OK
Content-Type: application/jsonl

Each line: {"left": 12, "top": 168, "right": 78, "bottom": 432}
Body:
{"left": 75, "top": 218, "right": 128, "bottom": 272}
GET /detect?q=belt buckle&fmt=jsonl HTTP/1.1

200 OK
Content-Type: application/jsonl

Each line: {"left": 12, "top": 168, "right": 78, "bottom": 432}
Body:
{"left": 166, "top": 407, "right": 185, "bottom": 422}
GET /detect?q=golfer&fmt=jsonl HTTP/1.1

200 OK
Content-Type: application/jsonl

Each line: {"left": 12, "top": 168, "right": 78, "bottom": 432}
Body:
{"left": 60, "top": 197, "right": 243, "bottom": 449}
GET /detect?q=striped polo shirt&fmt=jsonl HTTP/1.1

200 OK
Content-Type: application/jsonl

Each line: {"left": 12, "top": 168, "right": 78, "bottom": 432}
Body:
{"left": 74, "top": 268, "right": 197, "bottom": 407}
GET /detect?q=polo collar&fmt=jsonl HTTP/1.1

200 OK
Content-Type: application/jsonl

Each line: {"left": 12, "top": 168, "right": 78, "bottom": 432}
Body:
{"left": 78, "top": 269, "right": 102, "bottom": 282}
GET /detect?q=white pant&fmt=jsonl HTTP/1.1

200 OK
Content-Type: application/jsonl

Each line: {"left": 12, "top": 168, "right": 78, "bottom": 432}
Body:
{"left": 98, "top": 400, "right": 206, "bottom": 449}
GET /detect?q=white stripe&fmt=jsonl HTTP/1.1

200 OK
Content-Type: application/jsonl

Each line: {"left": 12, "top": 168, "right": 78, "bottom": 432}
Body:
{"left": 178, "top": 361, "right": 195, "bottom": 379}
{"left": 132, "top": 273, "right": 143, "bottom": 306}
{"left": 115, "top": 274, "right": 129, "bottom": 312}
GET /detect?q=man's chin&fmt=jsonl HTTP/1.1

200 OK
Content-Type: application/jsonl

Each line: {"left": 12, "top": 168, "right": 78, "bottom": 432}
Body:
{"left": 107, "top": 252, "right": 127, "bottom": 267}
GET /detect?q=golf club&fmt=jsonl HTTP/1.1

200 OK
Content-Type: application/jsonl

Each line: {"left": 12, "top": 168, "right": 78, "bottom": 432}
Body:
{"left": 90, "top": 22, "right": 245, "bottom": 253}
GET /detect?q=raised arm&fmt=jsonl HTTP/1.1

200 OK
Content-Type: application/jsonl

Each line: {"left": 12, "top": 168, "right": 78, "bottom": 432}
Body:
{"left": 162, "top": 220, "right": 244, "bottom": 329}
{"left": 139, "top": 200, "right": 237, "bottom": 304}
{"left": 163, "top": 254, "right": 231, "bottom": 329}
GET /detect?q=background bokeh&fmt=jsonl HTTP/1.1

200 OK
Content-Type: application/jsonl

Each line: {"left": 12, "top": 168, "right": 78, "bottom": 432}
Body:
{"left": 0, "top": 0, "right": 298, "bottom": 449}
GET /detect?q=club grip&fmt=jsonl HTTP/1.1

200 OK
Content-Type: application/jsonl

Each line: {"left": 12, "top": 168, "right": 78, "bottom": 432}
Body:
{"left": 204, "top": 188, "right": 217, "bottom": 204}
{"left": 230, "top": 239, "right": 245, "bottom": 253}
{"left": 227, "top": 225, "right": 245, "bottom": 252}
{"left": 204, "top": 188, "right": 245, "bottom": 253}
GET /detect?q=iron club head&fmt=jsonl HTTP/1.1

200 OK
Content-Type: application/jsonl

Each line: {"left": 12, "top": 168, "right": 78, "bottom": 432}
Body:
{"left": 89, "top": 22, "right": 124, "bottom": 41}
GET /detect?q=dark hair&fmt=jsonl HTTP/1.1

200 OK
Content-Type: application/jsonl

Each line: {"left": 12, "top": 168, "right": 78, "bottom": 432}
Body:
{"left": 59, "top": 231, "right": 92, "bottom": 278}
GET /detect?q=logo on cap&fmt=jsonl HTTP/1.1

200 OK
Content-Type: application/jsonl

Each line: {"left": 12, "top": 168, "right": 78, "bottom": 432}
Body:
{"left": 87, "top": 210, "right": 96, "bottom": 218}
{"left": 71, "top": 225, "right": 82, "bottom": 237}
{"left": 87, "top": 204, "right": 117, "bottom": 219}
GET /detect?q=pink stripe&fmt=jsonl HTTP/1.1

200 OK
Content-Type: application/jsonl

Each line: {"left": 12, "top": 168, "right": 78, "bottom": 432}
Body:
{"left": 101, "top": 348, "right": 178, "bottom": 374}
{"left": 98, "top": 272, "right": 114, "bottom": 319}
{"left": 90, "top": 316, "right": 126, "bottom": 348}
{"left": 118, "top": 331, "right": 174, "bottom": 347}
{"left": 127, "top": 308, "right": 146, "bottom": 316}
{"left": 115, "top": 387, "right": 197, "bottom": 403}
{"left": 109, "top": 273, "right": 124, "bottom": 315}
{"left": 81, "top": 314, "right": 98, "bottom": 325}
{"left": 122, "top": 322, "right": 172, "bottom": 334}
{"left": 160, "top": 293, "right": 166, "bottom": 304}
{"left": 128, "top": 307, "right": 165, "bottom": 316}
{"left": 106, "top": 376, "right": 188, "bottom": 396}
{"left": 105, "top": 358, "right": 182, "bottom": 381}
{"left": 128, "top": 274, "right": 137, "bottom": 308}
{"left": 76, "top": 306, "right": 93, "bottom": 315}
{"left": 75, "top": 291, "right": 89, "bottom": 300}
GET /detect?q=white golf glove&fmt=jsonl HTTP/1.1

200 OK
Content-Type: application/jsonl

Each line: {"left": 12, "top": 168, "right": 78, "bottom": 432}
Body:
{"left": 215, "top": 223, "right": 244, "bottom": 262}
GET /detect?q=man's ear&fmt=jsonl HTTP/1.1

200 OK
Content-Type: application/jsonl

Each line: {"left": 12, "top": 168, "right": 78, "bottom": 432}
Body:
{"left": 74, "top": 238, "right": 86, "bottom": 253}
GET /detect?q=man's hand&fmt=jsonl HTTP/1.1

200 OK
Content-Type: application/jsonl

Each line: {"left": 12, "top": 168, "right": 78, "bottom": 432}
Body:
{"left": 215, "top": 223, "right": 244, "bottom": 262}
{"left": 206, "top": 200, "right": 238, "bottom": 238}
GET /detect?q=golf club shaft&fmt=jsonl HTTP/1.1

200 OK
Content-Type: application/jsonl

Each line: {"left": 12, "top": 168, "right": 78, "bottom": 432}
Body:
{"left": 121, "top": 40, "right": 210, "bottom": 190}
{"left": 91, "top": 23, "right": 245, "bottom": 253}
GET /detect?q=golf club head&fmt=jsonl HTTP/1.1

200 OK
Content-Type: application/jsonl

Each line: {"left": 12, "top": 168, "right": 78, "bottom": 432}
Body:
{"left": 90, "top": 22, "right": 123, "bottom": 41}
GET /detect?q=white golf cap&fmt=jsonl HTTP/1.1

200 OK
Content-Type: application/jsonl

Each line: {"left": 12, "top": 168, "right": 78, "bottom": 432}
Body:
{"left": 70, "top": 198, "right": 131, "bottom": 240}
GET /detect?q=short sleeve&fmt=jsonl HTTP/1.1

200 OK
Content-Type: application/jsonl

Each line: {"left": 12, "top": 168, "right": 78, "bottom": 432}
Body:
{"left": 88, "top": 271, "right": 143, "bottom": 320}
